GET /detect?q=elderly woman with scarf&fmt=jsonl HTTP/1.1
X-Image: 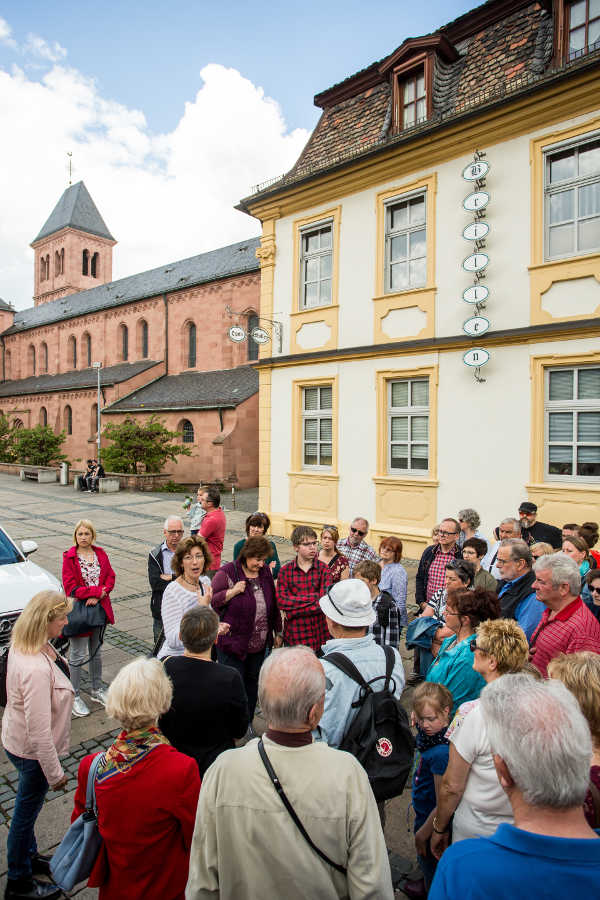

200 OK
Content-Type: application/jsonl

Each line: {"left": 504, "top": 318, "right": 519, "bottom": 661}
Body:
{"left": 71, "top": 657, "right": 200, "bottom": 900}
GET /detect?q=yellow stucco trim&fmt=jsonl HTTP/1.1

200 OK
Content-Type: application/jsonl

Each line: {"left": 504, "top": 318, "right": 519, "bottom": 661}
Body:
{"left": 529, "top": 255, "right": 600, "bottom": 325}
{"left": 373, "top": 288, "right": 436, "bottom": 343}
{"left": 257, "top": 368, "right": 272, "bottom": 513}
{"left": 290, "top": 375, "right": 338, "bottom": 473}
{"left": 375, "top": 365, "right": 439, "bottom": 479}
{"left": 289, "top": 305, "right": 339, "bottom": 354}
{"left": 256, "top": 219, "right": 277, "bottom": 361}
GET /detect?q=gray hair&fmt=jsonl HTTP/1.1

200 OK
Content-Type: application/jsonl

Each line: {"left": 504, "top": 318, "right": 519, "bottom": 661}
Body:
{"left": 258, "top": 646, "right": 325, "bottom": 730}
{"left": 163, "top": 515, "right": 183, "bottom": 530}
{"left": 533, "top": 552, "right": 581, "bottom": 595}
{"left": 500, "top": 517, "right": 521, "bottom": 534}
{"left": 458, "top": 508, "right": 480, "bottom": 529}
{"left": 500, "top": 538, "right": 532, "bottom": 568}
{"left": 480, "top": 674, "right": 592, "bottom": 808}
{"left": 352, "top": 516, "right": 369, "bottom": 531}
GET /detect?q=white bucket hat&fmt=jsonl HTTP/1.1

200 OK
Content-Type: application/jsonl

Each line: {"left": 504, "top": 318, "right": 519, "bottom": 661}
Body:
{"left": 319, "top": 578, "right": 376, "bottom": 627}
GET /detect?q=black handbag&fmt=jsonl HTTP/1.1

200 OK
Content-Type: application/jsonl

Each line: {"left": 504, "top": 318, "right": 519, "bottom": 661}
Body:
{"left": 63, "top": 599, "right": 107, "bottom": 637}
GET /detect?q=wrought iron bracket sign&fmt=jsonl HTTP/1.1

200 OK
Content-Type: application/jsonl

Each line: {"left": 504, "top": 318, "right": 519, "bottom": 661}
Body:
{"left": 225, "top": 305, "right": 283, "bottom": 353}
{"left": 462, "top": 150, "right": 491, "bottom": 382}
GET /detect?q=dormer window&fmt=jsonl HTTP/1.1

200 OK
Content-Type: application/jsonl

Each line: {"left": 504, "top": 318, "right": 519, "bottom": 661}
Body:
{"left": 568, "top": 0, "right": 600, "bottom": 59}
{"left": 401, "top": 69, "right": 426, "bottom": 129}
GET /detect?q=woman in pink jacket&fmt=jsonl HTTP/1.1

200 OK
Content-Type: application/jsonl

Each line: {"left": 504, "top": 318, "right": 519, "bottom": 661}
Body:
{"left": 62, "top": 519, "right": 115, "bottom": 718}
{"left": 2, "top": 590, "right": 74, "bottom": 900}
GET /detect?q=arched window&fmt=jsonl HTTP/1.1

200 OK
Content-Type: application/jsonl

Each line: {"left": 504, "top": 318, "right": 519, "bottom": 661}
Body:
{"left": 45, "top": 255, "right": 50, "bottom": 279}
{"left": 182, "top": 420, "right": 194, "bottom": 443}
{"left": 55, "top": 251, "right": 60, "bottom": 276}
{"left": 68, "top": 335, "right": 77, "bottom": 369}
{"left": 82, "top": 249, "right": 89, "bottom": 276}
{"left": 60, "top": 248, "right": 64, "bottom": 274}
{"left": 40, "top": 342, "right": 48, "bottom": 374}
{"left": 83, "top": 333, "right": 91, "bottom": 368}
{"left": 40, "top": 407, "right": 47, "bottom": 427}
{"left": 91, "top": 252, "right": 99, "bottom": 278}
{"left": 5, "top": 350, "right": 11, "bottom": 379}
{"left": 91, "top": 403, "right": 98, "bottom": 438}
{"left": 140, "top": 320, "right": 149, "bottom": 358}
{"left": 28, "top": 344, "right": 36, "bottom": 376}
{"left": 40, "top": 257, "right": 46, "bottom": 282}
{"left": 187, "top": 322, "right": 196, "bottom": 368}
{"left": 64, "top": 405, "right": 72, "bottom": 435}
{"left": 247, "top": 312, "right": 259, "bottom": 362}
{"left": 120, "top": 324, "right": 129, "bottom": 361}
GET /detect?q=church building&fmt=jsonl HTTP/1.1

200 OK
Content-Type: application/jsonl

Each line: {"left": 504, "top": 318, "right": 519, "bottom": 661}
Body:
{"left": 0, "top": 181, "right": 261, "bottom": 488}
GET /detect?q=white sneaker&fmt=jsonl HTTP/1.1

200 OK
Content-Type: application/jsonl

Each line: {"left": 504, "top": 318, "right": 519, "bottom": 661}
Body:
{"left": 72, "top": 696, "right": 90, "bottom": 717}
{"left": 90, "top": 688, "right": 108, "bottom": 706}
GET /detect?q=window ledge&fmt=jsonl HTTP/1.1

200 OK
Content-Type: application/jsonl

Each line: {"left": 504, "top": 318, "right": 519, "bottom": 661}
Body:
{"left": 526, "top": 481, "right": 600, "bottom": 493}
{"left": 290, "top": 304, "right": 339, "bottom": 318}
{"left": 372, "top": 286, "right": 435, "bottom": 303}
{"left": 288, "top": 469, "right": 339, "bottom": 480}
{"left": 373, "top": 475, "right": 439, "bottom": 487}
{"left": 528, "top": 252, "right": 600, "bottom": 272}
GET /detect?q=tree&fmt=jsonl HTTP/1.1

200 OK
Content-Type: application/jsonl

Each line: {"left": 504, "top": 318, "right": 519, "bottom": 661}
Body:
{"left": 101, "top": 416, "right": 192, "bottom": 474}
{"left": 0, "top": 413, "right": 18, "bottom": 462}
{"left": 12, "top": 425, "right": 67, "bottom": 466}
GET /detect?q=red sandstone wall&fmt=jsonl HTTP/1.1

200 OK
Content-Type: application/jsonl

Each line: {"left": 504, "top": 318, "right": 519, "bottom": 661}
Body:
{"left": 32, "top": 228, "right": 114, "bottom": 306}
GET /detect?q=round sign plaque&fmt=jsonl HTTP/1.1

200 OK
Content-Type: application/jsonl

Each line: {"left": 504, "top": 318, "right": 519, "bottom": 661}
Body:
{"left": 250, "top": 326, "right": 270, "bottom": 345}
{"left": 463, "top": 348, "right": 490, "bottom": 367}
{"left": 228, "top": 325, "right": 247, "bottom": 343}
{"left": 463, "top": 191, "right": 490, "bottom": 212}
{"left": 463, "top": 316, "right": 490, "bottom": 337}
{"left": 462, "top": 253, "right": 489, "bottom": 273}
{"left": 462, "top": 161, "right": 490, "bottom": 181}
{"left": 463, "top": 221, "right": 490, "bottom": 241}
{"left": 463, "top": 285, "right": 489, "bottom": 304}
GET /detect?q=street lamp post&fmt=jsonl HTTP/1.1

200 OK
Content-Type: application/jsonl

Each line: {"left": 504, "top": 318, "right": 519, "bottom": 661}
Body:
{"left": 92, "top": 362, "right": 102, "bottom": 463}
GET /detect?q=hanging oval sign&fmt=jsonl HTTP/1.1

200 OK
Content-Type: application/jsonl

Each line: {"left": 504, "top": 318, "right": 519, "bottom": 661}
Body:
{"left": 462, "top": 160, "right": 490, "bottom": 181}
{"left": 251, "top": 326, "right": 270, "bottom": 345}
{"left": 463, "top": 284, "right": 489, "bottom": 304}
{"left": 463, "top": 348, "right": 490, "bottom": 367}
{"left": 228, "top": 325, "right": 247, "bottom": 342}
{"left": 463, "top": 221, "right": 490, "bottom": 241}
{"left": 463, "top": 191, "right": 490, "bottom": 212}
{"left": 463, "top": 316, "right": 490, "bottom": 337}
{"left": 462, "top": 253, "right": 489, "bottom": 273}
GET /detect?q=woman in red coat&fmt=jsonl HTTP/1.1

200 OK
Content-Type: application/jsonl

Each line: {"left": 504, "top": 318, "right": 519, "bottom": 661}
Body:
{"left": 62, "top": 518, "right": 115, "bottom": 718}
{"left": 71, "top": 658, "right": 200, "bottom": 900}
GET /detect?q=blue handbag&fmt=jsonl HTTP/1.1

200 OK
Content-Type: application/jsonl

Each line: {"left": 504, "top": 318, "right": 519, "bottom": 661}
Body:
{"left": 50, "top": 752, "right": 104, "bottom": 890}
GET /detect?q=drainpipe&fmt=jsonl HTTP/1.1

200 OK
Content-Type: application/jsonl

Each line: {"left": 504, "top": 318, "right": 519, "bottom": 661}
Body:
{"left": 163, "top": 293, "right": 169, "bottom": 373}
{"left": 218, "top": 407, "right": 224, "bottom": 431}
{"left": 0, "top": 335, "right": 4, "bottom": 382}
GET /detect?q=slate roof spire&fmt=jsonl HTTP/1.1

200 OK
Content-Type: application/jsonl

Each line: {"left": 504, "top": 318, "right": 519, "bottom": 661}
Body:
{"left": 32, "top": 181, "right": 115, "bottom": 244}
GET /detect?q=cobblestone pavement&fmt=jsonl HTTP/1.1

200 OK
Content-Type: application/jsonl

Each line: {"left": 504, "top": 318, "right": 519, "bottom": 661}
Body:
{"left": 0, "top": 473, "right": 420, "bottom": 895}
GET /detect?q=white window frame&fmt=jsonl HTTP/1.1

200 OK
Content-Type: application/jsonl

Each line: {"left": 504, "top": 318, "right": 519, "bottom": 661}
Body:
{"left": 387, "top": 377, "right": 429, "bottom": 475}
{"left": 299, "top": 220, "right": 333, "bottom": 310}
{"left": 302, "top": 385, "right": 333, "bottom": 470}
{"left": 544, "top": 134, "right": 600, "bottom": 261}
{"left": 384, "top": 189, "right": 427, "bottom": 294}
{"left": 544, "top": 365, "right": 600, "bottom": 483}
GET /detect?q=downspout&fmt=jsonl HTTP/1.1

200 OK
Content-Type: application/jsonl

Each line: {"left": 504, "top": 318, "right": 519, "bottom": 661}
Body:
{"left": 163, "top": 293, "right": 169, "bottom": 373}
{"left": 218, "top": 407, "right": 224, "bottom": 431}
{"left": 0, "top": 335, "right": 4, "bottom": 382}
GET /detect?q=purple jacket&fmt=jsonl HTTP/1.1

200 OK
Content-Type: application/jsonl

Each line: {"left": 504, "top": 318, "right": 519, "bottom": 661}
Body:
{"left": 212, "top": 561, "right": 280, "bottom": 660}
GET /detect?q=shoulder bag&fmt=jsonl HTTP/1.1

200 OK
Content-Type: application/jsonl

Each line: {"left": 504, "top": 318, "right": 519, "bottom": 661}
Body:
{"left": 50, "top": 752, "right": 104, "bottom": 890}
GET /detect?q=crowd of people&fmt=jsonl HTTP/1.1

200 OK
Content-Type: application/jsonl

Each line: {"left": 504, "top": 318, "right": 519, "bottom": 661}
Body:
{"left": 2, "top": 492, "right": 600, "bottom": 899}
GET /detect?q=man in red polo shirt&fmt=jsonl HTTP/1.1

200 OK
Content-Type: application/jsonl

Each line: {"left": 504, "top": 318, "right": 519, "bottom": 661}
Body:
{"left": 530, "top": 552, "right": 600, "bottom": 677}
{"left": 199, "top": 487, "right": 226, "bottom": 576}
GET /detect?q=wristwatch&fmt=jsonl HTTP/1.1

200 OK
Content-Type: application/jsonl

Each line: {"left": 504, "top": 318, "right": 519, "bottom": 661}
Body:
{"left": 432, "top": 816, "right": 449, "bottom": 834}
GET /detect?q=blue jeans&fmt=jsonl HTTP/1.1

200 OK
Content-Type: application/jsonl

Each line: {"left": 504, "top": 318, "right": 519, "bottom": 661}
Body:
{"left": 217, "top": 647, "right": 265, "bottom": 720}
{"left": 5, "top": 750, "right": 49, "bottom": 880}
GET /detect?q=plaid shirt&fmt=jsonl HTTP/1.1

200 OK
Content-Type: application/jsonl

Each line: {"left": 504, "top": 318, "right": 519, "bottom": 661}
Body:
{"left": 337, "top": 538, "right": 380, "bottom": 576}
{"left": 277, "top": 557, "right": 333, "bottom": 652}
{"left": 426, "top": 545, "right": 458, "bottom": 601}
{"left": 370, "top": 591, "right": 402, "bottom": 647}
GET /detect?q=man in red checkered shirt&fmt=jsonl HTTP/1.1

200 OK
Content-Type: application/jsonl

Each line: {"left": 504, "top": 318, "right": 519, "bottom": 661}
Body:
{"left": 277, "top": 526, "right": 333, "bottom": 652}
{"left": 530, "top": 552, "right": 600, "bottom": 677}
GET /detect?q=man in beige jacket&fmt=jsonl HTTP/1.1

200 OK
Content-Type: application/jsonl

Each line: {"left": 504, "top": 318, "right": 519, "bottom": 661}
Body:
{"left": 185, "top": 645, "right": 394, "bottom": 900}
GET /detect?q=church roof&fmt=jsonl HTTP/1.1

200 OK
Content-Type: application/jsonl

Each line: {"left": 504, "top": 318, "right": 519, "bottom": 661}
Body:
{"left": 0, "top": 360, "right": 160, "bottom": 398}
{"left": 32, "top": 181, "right": 115, "bottom": 244}
{"left": 103, "top": 365, "right": 259, "bottom": 413}
{"left": 5, "top": 237, "right": 261, "bottom": 336}
{"left": 0, "top": 297, "right": 13, "bottom": 311}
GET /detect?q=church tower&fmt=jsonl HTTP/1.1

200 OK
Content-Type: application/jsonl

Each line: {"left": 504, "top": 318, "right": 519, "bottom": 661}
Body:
{"left": 30, "top": 181, "right": 116, "bottom": 306}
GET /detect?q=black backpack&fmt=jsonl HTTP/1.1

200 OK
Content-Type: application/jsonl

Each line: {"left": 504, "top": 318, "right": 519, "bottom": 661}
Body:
{"left": 326, "top": 644, "right": 414, "bottom": 802}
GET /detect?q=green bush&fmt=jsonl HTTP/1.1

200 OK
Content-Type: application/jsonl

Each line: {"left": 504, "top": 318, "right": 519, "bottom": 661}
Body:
{"left": 101, "top": 416, "right": 192, "bottom": 474}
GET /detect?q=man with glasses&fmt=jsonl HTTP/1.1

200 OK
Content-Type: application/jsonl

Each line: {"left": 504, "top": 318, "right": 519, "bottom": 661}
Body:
{"left": 277, "top": 525, "right": 333, "bottom": 652}
{"left": 148, "top": 515, "right": 184, "bottom": 644}
{"left": 415, "top": 518, "right": 462, "bottom": 610}
{"left": 337, "top": 517, "right": 379, "bottom": 576}
{"left": 482, "top": 518, "right": 521, "bottom": 578}
{"left": 495, "top": 539, "right": 544, "bottom": 641}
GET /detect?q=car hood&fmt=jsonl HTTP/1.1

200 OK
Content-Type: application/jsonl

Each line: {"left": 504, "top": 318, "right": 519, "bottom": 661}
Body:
{"left": 0, "top": 560, "right": 62, "bottom": 616}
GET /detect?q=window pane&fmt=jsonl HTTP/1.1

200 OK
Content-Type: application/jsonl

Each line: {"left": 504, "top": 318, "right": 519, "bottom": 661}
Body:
{"left": 416, "top": 98, "right": 426, "bottom": 120}
{"left": 304, "top": 387, "right": 318, "bottom": 410}
{"left": 320, "top": 386, "right": 332, "bottom": 409}
{"left": 304, "top": 444, "right": 318, "bottom": 466}
{"left": 579, "top": 140, "right": 600, "bottom": 177}
{"left": 305, "top": 258, "right": 319, "bottom": 282}
{"left": 319, "top": 279, "right": 332, "bottom": 303}
{"left": 319, "top": 444, "right": 332, "bottom": 467}
{"left": 591, "top": 0, "right": 600, "bottom": 18}
{"left": 569, "top": 25, "right": 586, "bottom": 53}
{"left": 411, "top": 416, "right": 428, "bottom": 441}
{"left": 411, "top": 380, "right": 429, "bottom": 406}
{"left": 390, "top": 202, "right": 408, "bottom": 230}
{"left": 390, "top": 234, "right": 407, "bottom": 261}
{"left": 549, "top": 150, "right": 576, "bottom": 182}
{"left": 577, "top": 446, "right": 600, "bottom": 476}
{"left": 404, "top": 104, "right": 416, "bottom": 127}
{"left": 404, "top": 79, "right": 415, "bottom": 103}
{"left": 589, "top": 18, "right": 600, "bottom": 46}
{"left": 390, "top": 261, "right": 409, "bottom": 291}
{"left": 410, "top": 228, "right": 426, "bottom": 258}
{"left": 304, "top": 282, "right": 318, "bottom": 307}
{"left": 391, "top": 381, "right": 408, "bottom": 407}
{"left": 320, "top": 418, "right": 332, "bottom": 441}
{"left": 578, "top": 411, "right": 600, "bottom": 442}
{"left": 409, "top": 257, "right": 426, "bottom": 286}
{"left": 304, "top": 419, "right": 318, "bottom": 441}
{"left": 570, "top": 0, "right": 586, "bottom": 27}
{"left": 390, "top": 445, "right": 408, "bottom": 468}
{"left": 579, "top": 183, "right": 600, "bottom": 218}
{"left": 549, "top": 223, "right": 574, "bottom": 256}
{"left": 549, "top": 190, "right": 574, "bottom": 224}
{"left": 578, "top": 368, "right": 600, "bottom": 398}
{"left": 320, "top": 252, "right": 332, "bottom": 278}
{"left": 411, "top": 446, "right": 429, "bottom": 469}
{"left": 416, "top": 73, "right": 425, "bottom": 97}
{"left": 549, "top": 369, "right": 574, "bottom": 401}
{"left": 410, "top": 196, "right": 425, "bottom": 225}
{"left": 549, "top": 412, "right": 573, "bottom": 441}
{"left": 305, "top": 232, "right": 319, "bottom": 253}
{"left": 549, "top": 445, "right": 573, "bottom": 474}
{"left": 320, "top": 227, "right": 332, "bottom": 250}
{"left": 391, "top": 416, "right": 408, "bottom": 441}
{"left": 578, "top": 217, "right": 600, "bottom": 252}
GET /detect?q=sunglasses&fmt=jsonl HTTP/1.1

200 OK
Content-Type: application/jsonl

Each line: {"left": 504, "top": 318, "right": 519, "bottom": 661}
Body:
{"left": 469, "top": 639, "right": 486, "bottom": 653}
{"left": 350, "top": 526, "right": 366, "bottom": 537}
{"left": 590, "top": 586, "right": 600, "bottom": 594}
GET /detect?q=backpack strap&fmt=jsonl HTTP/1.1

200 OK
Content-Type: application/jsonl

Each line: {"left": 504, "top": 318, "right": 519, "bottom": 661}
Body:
{"left": 325, "top": 652, "right": 371, "bottom": 691}
{"left": 382, "top": 644, "right": 395, "bottom": 692}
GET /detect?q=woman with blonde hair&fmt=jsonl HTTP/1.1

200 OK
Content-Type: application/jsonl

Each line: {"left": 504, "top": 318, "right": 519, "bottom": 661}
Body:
{"left": 548, "top": 651, "right": 600, "bottom": 827}
{"left": 530, "top": 541, "right": 554, "bottom": 560}
{"left": 2, "top": 590, "right": 74, "bottom": 900}
{"left": 62, "top": 519, "right": 115, "bottom": 717}
{"left": 318, "top": 524, "right": 349, "bottom": 583}
{"left": 71, "top": 657, "right": 200, "bottom": 900}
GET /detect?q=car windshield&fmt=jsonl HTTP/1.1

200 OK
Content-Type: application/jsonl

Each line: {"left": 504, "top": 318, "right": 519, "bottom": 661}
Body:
{"left": 0, "top": 530, "right": 23, "bottom": 565}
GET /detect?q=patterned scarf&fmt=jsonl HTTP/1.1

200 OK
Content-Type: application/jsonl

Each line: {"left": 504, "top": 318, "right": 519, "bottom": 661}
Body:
{"left": 415, "top": 724, "right": 449, "bottom": 753}
{"left": 97, "top": 726, "right": 170, "bottom": 784}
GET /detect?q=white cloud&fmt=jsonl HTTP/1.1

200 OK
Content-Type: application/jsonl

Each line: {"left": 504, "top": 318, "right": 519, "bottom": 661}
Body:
{"left": 0, "top": 51, "right": 309, "bottom": 309}
{"left": 23, "top": 33, "right": 67, "bottom": 63}
{"left": 0, "top": 17, "right": 17, "bottom": 49}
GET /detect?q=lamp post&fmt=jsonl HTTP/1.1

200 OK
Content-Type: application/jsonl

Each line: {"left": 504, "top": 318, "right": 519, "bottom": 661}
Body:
{"left": 92, "top": 362, "right": 102, "bottom": 462}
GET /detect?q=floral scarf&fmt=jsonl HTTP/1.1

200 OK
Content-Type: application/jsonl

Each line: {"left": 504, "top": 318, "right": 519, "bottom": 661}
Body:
{"left": 97, "top": 726, "right": 170, "bottom": 784}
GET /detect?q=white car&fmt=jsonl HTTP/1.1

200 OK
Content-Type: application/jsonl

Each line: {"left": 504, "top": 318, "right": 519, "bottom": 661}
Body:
{"left": 0, "top": 526, "right": 62, "bottom": 654}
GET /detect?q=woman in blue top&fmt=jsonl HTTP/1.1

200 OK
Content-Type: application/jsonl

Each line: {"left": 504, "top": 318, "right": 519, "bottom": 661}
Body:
{"left": 426, "top": 588, "right": 500, "bottom": 715}
{"left": 378, "top": 536, "right": 408, "bottom": 628}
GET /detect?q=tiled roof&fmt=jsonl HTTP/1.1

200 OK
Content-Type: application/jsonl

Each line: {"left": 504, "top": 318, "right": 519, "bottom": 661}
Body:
{"left": 4, "top": 237, "right": 260, "bottom": 336}
{"left": 103, "top": 366, "right": 259, "bottom": 413}
{"left": 0, "top": 298, "right": 13, "bottom": 311}
{"left": 0, "top": 360, "right": 160, "bottom": 398}
{"left": 32, "top": 181, "right": 115, "bottom": 243}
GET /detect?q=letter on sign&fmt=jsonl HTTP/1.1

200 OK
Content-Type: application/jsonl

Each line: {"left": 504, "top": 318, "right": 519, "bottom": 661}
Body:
{"left": 462, "top": 253, "right": 489, "bottom": 273}
{"left": 463, "top": 316, "right": 490, "bottom": 337}
{"left": 463, "top": 191, "right": 490, "bottom": 212}
{"left": 462, "top": 161, "right": 490, "bottom": 181}
{"left": 228, "top": 325, "right": 247, "bottom": 342}
{"left": 463, "top": 348, "right": 490, "bottom": 367}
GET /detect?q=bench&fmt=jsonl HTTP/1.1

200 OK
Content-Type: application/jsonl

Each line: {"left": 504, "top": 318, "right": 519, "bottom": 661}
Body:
{"left": 20, "top": 467, "right": 57, "bottom": 483}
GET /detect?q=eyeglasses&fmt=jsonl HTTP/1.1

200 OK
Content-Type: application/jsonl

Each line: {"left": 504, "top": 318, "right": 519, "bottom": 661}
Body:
{"left": 469, "top": 639, "right": 486, "bottom": 653}
{"left": 183, "top": 554, "right": 205, "bottom": 562}
{"left": 590, "top": 586, "right": 600, "bottom": 594}
{"left": 350, "top": 527, "right": 366, "bottom": 537}
{"left": 438, "top": 530, "right": 459, "bottom": 537}
{"left": 445, "top": 607, "right": 458, "bottom": 616}
{"left": 166, "top": 529, "right": 184, "bottom": 535}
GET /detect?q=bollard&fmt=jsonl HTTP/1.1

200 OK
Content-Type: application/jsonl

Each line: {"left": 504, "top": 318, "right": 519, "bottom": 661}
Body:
{"left": 60, "top": 462, "right": 69, "bottom": 486}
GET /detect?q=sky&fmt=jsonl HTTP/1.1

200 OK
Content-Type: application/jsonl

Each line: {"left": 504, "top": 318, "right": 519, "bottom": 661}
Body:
{"left": 0, "top": 0, "right": 474, "bottom": 309}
